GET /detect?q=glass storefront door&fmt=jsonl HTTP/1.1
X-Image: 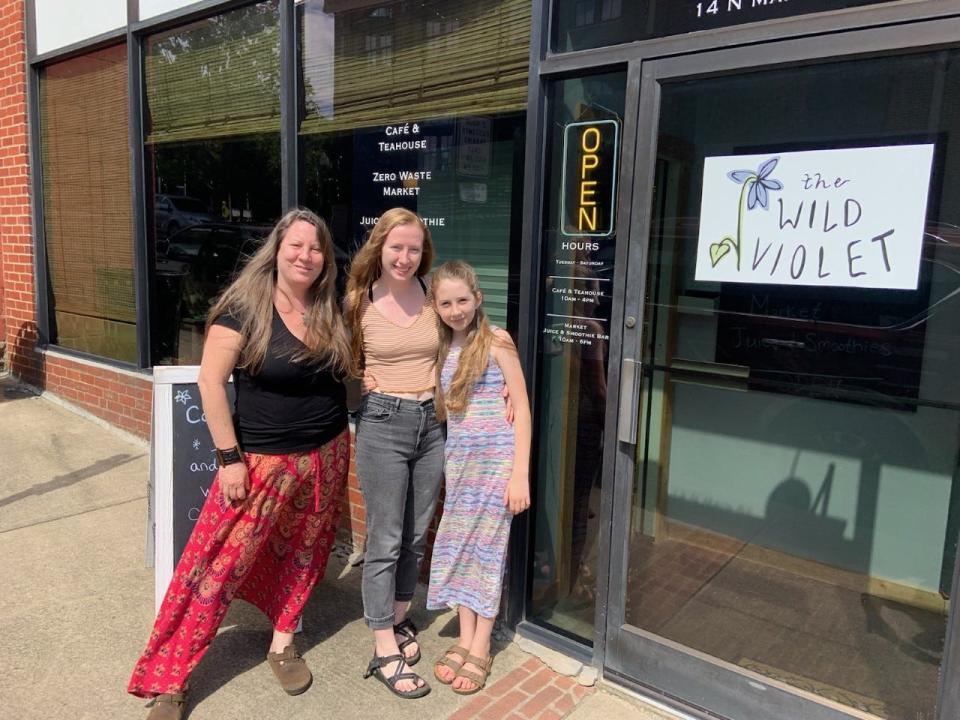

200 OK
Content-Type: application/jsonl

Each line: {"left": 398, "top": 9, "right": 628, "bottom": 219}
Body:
{"left": 606, "top": 34, "right": 960, "bottom": 720}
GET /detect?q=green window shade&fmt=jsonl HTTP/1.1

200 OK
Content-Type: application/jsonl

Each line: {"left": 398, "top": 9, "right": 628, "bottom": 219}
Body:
{"left": 144, "top": 1, "right": 281, "bottom": 145}
{"left": 300, "top": 0, "right": 530, "bottom": 135}
{"left": 40, "top": 44, "right": 137, "bottom": 362}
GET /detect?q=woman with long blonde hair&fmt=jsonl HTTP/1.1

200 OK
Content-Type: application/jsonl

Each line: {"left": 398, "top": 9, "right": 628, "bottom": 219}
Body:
{"left": 346, "top": 207, "right": 443, "bottom": 698}
{"left": 129, "top": 209, "right": 352, "bottom": 719}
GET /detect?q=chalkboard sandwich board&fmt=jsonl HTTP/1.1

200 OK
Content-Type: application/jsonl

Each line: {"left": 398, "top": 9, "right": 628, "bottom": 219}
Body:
{"left": 150, "top": 366, "right": 234, "bottom": 612}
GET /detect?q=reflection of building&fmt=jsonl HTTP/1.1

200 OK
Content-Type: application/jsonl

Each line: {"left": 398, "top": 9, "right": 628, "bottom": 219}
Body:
{"left": 4, "top": 2, "right": 960, "bottom": 720}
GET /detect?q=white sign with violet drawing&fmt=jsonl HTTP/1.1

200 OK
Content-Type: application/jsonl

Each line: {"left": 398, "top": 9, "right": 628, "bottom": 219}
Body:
{"left": 694, "top": 145, "right": 935, "bottom": 289}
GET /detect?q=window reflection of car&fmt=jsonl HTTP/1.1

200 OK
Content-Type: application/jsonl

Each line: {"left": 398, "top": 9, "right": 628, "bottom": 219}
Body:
{"left": 157, "top": 223, "right": 271, "bottom": 322}
{"left": 155, "top": 194, "right": 218, "bottom": 239}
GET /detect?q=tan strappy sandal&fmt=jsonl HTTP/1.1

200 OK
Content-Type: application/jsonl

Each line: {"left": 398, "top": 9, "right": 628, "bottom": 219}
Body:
{"left": 433, "top": 643, "right": 469, "bottom": 685}
{"left": 452, "top": 654, "right": 493, "bottom": 695}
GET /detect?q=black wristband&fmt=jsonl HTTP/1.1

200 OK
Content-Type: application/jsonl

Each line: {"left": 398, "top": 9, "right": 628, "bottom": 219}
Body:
{"left": 215, "top": 445, "right": 243, "bottom": 466}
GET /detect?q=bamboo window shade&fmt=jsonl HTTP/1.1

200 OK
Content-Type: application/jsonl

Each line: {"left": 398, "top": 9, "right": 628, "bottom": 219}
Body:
{"left": 299, "top": 0, "right": 530, "bottom": 135}
{"left": 40, "top": 44, "right": 136, "bottom": 328}
{"left": 144, "top": 1, "right": 281, "bottom": 145}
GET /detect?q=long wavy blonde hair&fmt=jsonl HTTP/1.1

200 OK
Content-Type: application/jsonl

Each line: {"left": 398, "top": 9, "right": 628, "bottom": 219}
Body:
{"left": 345, "top": 208, "right": 434, "bottom": 368}
{"left": 432, "top": 260, "right": 507, "bottom": 422}
{"left": 206, "top": 208, "right": 353, "bottom": 376}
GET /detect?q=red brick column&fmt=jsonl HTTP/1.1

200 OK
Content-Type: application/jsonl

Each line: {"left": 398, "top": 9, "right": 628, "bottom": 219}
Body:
{"left": 0, "top": 0, "right": 36, "bottom": 383}
{"left": 338, "top": 435, "right": 367, "bottom": 550}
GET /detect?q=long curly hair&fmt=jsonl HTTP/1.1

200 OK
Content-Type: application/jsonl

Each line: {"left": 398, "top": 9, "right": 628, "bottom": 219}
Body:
{"left": 206, "top": 208, "right": 353, "bottom": 376}
{"left": 345, "top": 208, "right": 434, "bottom": 369}
{"left": 432, "top": 260, "right": 507, "bottom": 422}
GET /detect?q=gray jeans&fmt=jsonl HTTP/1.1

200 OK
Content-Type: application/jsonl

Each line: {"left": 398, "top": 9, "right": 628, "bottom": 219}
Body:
{"left": 355, "top": 392, "right": 445, "bottom": 629}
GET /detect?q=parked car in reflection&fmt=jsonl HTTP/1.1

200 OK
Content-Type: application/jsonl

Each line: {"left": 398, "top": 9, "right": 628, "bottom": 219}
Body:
{"left": 155, "top": 194, "right": 218, "bottom": 239}
{"left": 157, "top": 223, "right": 271, "bottom": 323}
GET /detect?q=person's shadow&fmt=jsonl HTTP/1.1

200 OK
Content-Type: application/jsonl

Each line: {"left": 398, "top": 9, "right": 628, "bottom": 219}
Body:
{"left": 183, "top": 551, "right": 365, "bottom": 708}
{"left": 183, "top": 549, "right": 443, "bottom": 711}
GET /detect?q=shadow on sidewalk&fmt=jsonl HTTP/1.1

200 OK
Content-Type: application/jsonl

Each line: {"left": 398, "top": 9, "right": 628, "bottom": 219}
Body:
{"left": 180, "top": 553, "right": 444, "bottom": 712}
{"left": 0, "top": 453, "right": 144, "bottom": 509}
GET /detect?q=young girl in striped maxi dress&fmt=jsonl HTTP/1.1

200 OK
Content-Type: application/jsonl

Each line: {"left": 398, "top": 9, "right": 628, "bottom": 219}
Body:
{"left": 426, "top": 260, "right": 532, "bottom": 695}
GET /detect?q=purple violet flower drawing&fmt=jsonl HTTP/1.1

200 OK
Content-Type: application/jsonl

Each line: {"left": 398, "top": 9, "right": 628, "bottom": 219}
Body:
{"left": 710, "top": 156, "right": 783, "bottom": 270}
{"left": 727, "top": 156, "right": 783, "bottom": 211}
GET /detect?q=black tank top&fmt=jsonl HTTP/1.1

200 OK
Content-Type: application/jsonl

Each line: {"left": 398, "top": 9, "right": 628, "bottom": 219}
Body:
{"left": 212, "top": 309, "right": 347, "bottom": 453}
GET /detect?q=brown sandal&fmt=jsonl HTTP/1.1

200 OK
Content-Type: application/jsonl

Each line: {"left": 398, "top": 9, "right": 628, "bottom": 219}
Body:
{"left": 145, "top": 691, "right": 187, "bottom": 720}
{"left": 433, "top": 644, "right": 469, "bottom": 684}
{"left": 452, "top": 654, "right": 493, "bottom": 695}
{"left": 267, "top": 644, "right": 313, "bottom": 695}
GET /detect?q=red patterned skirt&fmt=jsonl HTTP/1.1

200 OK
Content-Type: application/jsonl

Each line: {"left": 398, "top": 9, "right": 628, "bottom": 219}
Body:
{"left": 127, "top": 428, "right": 349, "bottom": 698}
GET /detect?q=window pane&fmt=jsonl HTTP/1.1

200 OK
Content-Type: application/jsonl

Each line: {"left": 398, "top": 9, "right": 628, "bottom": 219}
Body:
{"left": 627, "top": 50, "right": 960, "bottom": 720}
{"left": 145, "top": 1, "right": 281, "bottom": 365}
{"left": 528, "top": 72, "right": 626, "bottom": 642}
{"left": 40, "top": 44, "right": 136, "bottom": 362}
{"left": 298, "top": 0, "right": 530, "bottom": 327}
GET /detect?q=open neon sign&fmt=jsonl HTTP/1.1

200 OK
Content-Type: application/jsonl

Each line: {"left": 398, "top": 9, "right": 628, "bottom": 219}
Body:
{"left": 560, "top": 119, "right": 619, "bottom": 237}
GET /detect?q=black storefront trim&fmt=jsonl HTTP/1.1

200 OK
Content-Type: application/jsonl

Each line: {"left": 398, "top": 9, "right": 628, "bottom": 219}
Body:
{"left": 505, "top": 0, "right": 549, "bottom": 630}
{"left": 279, "top": 0, "right": 296, "bottom": 211}
{"left": 128, "top": 25, "right": 152, "bottom": 368}
{"left": 537, "top": 0, "right": 960, "bottom": 77}
{"left": 128, "top": 0, "right": 260, "bottom": 38}
{"left": 25, "top": 0, "right": 48, "bottom": 348}
{"left": 515, "top": 619, "right": 593, "bottom": 665}
{"left": 590, "top": 57, "right": 644, "bottom": 668}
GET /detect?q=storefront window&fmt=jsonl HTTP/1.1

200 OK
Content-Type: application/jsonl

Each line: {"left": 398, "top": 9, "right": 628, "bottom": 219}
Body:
{"left": 40, "top": 44, "right": 136, "bottom": 362}
{"left": 552, "top": 0, "right": 904, "bottom": 53}
{"left": 145, "top": 1, "right": 282, "bottom": 365}
{"left": 529, "top": 72, "right": 625, "bottom": 642}
{"left": 297, "top": 0, "right": 530, "bottom": 326}
{"left": 628, "top": 49, "right": 960, "bottom": 719}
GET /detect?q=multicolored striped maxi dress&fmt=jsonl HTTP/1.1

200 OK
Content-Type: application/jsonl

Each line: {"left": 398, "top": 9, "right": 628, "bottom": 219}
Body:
{"left": 427, "top": 344, "right": 515, "bottom": 618}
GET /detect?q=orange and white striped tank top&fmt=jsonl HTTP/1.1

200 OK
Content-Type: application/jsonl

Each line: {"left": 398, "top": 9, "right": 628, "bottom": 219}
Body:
{"left": 360, "top": 286, "right": 439, "bottom": 395}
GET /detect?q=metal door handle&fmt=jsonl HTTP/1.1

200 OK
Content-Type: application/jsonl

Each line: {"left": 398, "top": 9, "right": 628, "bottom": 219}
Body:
{"left": 617, "top": 358, "right": 641, "bottom": 444}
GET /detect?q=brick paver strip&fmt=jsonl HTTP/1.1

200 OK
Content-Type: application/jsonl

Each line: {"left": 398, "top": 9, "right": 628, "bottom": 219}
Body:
{"left": 552, "top": 692, "right": 576, "bottom": 716}
{"left": 488, "top": 664, "right": 536, "bottom": 697}
{"left": 520, "top": 657, "right": 543, "bottom": 672}
{"left": 519, "top": 685, "right": 563, "bottom": 718}
{"left": 519, "top": 666, "right": 556, "bottom": 694}
{"left": 446, "top": 654, "right": 600, "bottom": 720}
{"left": 480, "top": 690, "right": 530, "bottom": 720}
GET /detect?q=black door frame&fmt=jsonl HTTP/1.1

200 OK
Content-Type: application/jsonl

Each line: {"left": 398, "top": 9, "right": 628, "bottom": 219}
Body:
{"left": 598, "top": 14, "right": 960, "bottom": 720}
{"left": 515, "top": 6, "right": 960, "bottom": 666}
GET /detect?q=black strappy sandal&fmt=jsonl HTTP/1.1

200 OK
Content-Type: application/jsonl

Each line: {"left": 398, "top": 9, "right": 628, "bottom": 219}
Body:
{"left": 363, "top": 652, "right": 431, "bottom": 699}
{"left": 393, "top": 618, "right": 422, "bottom": 666}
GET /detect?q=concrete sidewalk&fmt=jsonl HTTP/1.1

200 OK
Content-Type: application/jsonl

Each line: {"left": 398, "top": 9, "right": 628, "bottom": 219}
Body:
{"left": 0, "top": 376, "right": 681, "bottom": 720}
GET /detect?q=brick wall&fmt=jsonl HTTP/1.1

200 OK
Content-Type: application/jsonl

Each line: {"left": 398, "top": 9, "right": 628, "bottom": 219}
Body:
{"left": 0, "top": 0, "right": 33, "bottom": 383}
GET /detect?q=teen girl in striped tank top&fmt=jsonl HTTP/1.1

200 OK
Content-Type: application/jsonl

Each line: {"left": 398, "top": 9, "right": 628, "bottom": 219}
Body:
{"left": 345, "top": 208, "right": 443, "bottom": 698}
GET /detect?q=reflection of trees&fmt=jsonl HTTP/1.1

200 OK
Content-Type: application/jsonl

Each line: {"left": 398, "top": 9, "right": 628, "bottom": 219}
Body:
{"left": 150, "top": 0, "right": 280, "bottom": 98}
{"left": 145, "top": 1, "right": 281, "bottom": 143}
{"left": 146, "top": 1, "right": 282, "bottom": 225}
